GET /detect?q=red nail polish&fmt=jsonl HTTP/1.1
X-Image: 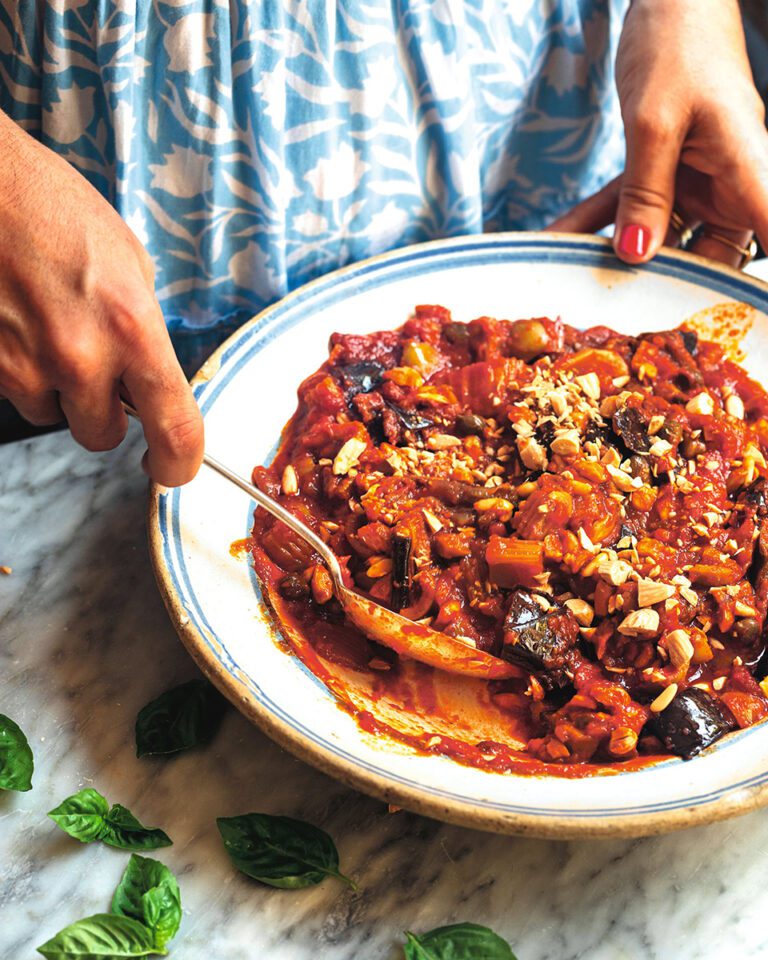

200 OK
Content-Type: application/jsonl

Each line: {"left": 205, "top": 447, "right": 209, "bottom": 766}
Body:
{"left": 618, "top": 224, "right": 649, "bottom": 258}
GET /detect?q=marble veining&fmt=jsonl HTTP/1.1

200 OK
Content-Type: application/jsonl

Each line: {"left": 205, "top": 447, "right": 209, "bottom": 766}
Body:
{"left": 3, "top": 423, "right": 768, "bottom": 960}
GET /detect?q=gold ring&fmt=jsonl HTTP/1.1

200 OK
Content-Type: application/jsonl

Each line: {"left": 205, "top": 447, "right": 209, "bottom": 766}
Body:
{"left": 702, "top": 230, "right": 757, "bottom": 269}
{"left": 669, "top": 209, "right": 693, "bottom": 247}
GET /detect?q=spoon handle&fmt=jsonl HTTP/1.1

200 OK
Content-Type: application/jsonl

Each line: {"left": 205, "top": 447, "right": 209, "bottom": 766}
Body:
{"left": 122, "top": 402, "right": 519, "bottom": 679}
{"left": 121, "top": 401, "right": 343, "bottom": 582}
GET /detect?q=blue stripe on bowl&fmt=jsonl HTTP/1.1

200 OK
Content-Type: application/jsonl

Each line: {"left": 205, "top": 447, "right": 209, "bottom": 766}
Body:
{"left": 157, "top": 235, "right": 768, "bottom": 821}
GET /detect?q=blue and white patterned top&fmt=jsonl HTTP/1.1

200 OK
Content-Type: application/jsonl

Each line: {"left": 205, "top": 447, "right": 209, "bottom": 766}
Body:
{"left": 0, "top": 1, "right": 627, "bottom": 361}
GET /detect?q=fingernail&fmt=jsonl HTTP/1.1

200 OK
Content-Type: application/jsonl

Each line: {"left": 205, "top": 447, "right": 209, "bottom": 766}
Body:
{"left": 618, "top": 224, "right": 649, "bottom": 258}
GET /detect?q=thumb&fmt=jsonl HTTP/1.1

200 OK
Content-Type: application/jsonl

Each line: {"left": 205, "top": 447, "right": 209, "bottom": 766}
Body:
{"left": 614, "top": 112, "right": 684, "bottom": 263}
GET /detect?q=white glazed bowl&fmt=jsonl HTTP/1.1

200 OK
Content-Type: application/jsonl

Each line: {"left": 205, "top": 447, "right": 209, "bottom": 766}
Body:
{"left": 149, "top": 233, "right": 768, "bottom": 838}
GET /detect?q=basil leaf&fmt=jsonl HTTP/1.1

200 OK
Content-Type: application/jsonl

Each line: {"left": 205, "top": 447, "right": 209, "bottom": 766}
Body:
{"left": 48, "top": 788, "right": 110, "bottom": 843}
{"left": 112, "top": 855, "right": 181, "bottom": 950}
{"left": 48, "top": 789, "right": 172, "bottom": 850}
{"left": 0, "top": 713, "right": 33, "bottom": 791}
{"left": 135, "top": 678, "right": 227, "bottom": 757}
{"left": 403, "top": 923, "right": 516, "bottom": 960}
{"left": 100, "top": 804, "right": 172, "bottom": 852}
{"left": 37, "top": 913, "right": 163, "bottom": 958}
{"left": 216, "top": 813, "right": 355, "bottom": 889}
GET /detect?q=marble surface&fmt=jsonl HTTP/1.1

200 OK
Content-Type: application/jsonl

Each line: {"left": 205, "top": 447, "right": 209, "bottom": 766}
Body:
{"left": 3, "top": 394, "right": 768, "bottom": 960}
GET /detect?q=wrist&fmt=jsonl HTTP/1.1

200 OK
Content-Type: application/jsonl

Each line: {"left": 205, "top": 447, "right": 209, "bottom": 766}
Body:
{"left": 625, "top": 0, "right": 742, "bottom": 29}
{"left": 0, "top": 108, "right": 27, "bottom": 157}
{"left": 619, "top": 0, "right": 752, "bottom": 86}
{"left": 0, "top": 111, "right": 37, "bottom": 211}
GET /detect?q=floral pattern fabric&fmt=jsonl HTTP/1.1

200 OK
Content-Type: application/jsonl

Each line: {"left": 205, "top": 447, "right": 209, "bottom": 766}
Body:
{"left": 0, "top": 0, "right": 627, "bottom": 353}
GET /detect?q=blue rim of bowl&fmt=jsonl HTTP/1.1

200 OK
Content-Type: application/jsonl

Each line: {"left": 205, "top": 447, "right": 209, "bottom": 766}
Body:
{"left": 148, "top": 233, "right": 768, "bottom": 838}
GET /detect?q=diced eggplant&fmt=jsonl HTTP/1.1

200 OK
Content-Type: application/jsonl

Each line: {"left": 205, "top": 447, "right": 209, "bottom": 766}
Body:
{"left": 391, "top": 533, "right": 413, "bottom": 610}
{"left": 387, "top": 404, "right": 433, "bottom": 432}
{"left": 501, "top": 590, "right": 579, "bottom": 687}
{"left": 427, "top": 478, "right": 492, "bottom": 506}
{"left": 536, "top": 419, "right": 557, "bottom": 452}
{"left": 334, "top": 361, "right": 385, "bottom": 399}
{"left": 442, "top": 321, "right": 470, "bottom": 346}
{"left": 378, "top": 403, "right": 433, "bottom": 445}
{"left": 681, "top": 330, "right": 698, "bottom": 356}
{"left": 583, "top": 422, "right": 612, "bottom": 447}
{"left": 455, "top": 412, "right": 486, "bottom": 436}
{"left": 612, "top": 407, "right": 651, "bottom": 454}
{"left": 278, "top": 573, "right": 310, "bottom": 600}
{"left": 627, "top": 454, "right": 651, "bottom": 484}
{"left": 352, "top": 390, "right": 385, "bottom": 426}
{"left": 638, "top": 330, "right": 702, "bottom": 389}
{"left": 450, "top": 507, "right": 476, "bottom": 526}
{"left": 618, "top": 522, "right": 636, "bottom": 542}
{"left": 753, "top": 642, "right": 768, "bottom": 681}
{"left": 680, "top": 432, "right": 707, "bottom": 459}
{"left": 650, "top": 687, "right": 736, "bottom": 760}
{"left": 743, "top": 476, "right": 768, "bottom": 515}
{"left": 743, "top": 478, "right": 768, "bottom": 607}
{"left": 659, "top": 418, "right": 684, "bottom": 445}
{"left": 314, "top": 597, "right": 345, "bottom": 623}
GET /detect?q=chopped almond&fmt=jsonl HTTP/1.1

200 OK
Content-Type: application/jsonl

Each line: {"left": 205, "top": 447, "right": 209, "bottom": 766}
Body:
{"left": 596, "top": 559, "right": 633, "bottom": 586}
{"left": 606, "top": 463, "right": 640, "bottom": 492}
{"left": 575, "top": 372, "right": 601, "bottom": 400}
{"left": 650, "top": 683, "right": 678, "bottom": 712}
{"left": 664, "top": 628, "right": 695, "bottom": 668}
{"left": 648, "top": 438, "right": 673, "bottom": 458}
{"left": 281, "top": 464, "right": 299, "bottom": 495}
{"left": 636, "top": 579, "right": 676, "bottom": 607}
{"left": 517, "top": 436, "right": 548, "bottom": 471}
{"left": 564, "top": 598, "right": 594, "bottom": 626}
{"left": 422, "top": 508, "right": 444, "bottom": 533}
{"left": 647, "top": 414, "right": 666, "bottom": 436}
{"left": 333, "top": 437, "right": 367, "bottom": 475}
{"left": 550, "top": 429, "right": 581, "bottom": 457}
{"left": 618, "top": 608, "right": 660, "bottom": 637}
{"left": 725, "top": 393, "right": 745, "bottom": 419}
{"left": 427, "top": 433, "right": 462, "bottom": 450}
{"left": 686, "top": 392, "right": 714, "bottom": 416}
{"left": 549, "top": 391, "right": 569, "bottom": 417}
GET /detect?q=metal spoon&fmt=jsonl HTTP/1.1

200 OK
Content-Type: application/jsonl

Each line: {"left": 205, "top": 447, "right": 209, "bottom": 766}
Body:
{"left": 125, "top": 403, "right": 518, "bottom": 680}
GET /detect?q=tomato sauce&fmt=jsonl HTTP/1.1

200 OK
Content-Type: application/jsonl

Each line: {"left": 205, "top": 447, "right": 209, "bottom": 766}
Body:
{"left": 245, "top": 305, "right": 768, "bottom": 776}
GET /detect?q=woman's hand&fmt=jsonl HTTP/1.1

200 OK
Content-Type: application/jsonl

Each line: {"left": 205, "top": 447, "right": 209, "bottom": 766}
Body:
{"left": 0, "top": 111, "right": 203, "bottom": 485}
{"left": 550, "top": 0, "right": 768, "bottom": 268}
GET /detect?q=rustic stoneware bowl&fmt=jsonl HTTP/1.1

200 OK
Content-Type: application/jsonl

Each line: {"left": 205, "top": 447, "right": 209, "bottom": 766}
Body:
{"left": 149, "top": 233, "right": 768, "bottom": 839}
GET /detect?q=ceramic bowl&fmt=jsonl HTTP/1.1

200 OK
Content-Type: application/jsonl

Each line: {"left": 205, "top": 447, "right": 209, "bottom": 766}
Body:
{"left": 149, "top": 233, "right": 768, "bottom": 838}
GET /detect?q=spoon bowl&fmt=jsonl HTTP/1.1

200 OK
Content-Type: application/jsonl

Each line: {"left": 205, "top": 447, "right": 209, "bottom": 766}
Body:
{"left": 203, "top": 449, "right": 519, "bottom": 681}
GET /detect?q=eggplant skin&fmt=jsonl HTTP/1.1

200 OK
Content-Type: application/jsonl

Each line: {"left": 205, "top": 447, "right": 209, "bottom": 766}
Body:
{"left": 612, "top": 406, "right": 651, "bottom": 454}
{"left": 501, "top": 590, "right": 578, "bottom": 687}
{"left": 681, "top": 330, "right": 698, "bottom": 356}
{"left": 387, "top": 404, "right": 433, "bottom": 432}
{"left": 650, "top": 688, "right": 737, "bottom": 760}
{"left": 743, "top": 476, "right": 768, "bottom": 515}
{"left": 333, "top": 361, "right": 385, "bottom": 398}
